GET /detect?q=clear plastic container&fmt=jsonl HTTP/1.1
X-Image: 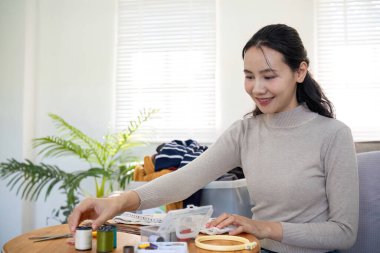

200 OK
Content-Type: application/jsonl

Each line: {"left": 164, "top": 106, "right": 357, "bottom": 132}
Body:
{"left": 126, "top": 179, "right": 254, "bottom": 218}
{"left": 200, "top": 179, "right": 254, "bottom": 218}
{"left": 140, "top": 205, "right": 213, "bottom": 242}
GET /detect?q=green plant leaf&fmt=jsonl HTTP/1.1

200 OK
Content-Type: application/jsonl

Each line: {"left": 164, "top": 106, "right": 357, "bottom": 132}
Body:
{"left": 45, "top": 113, "right": 107, "bottom": 166}
{"left": 0, "top": 159, "right": 70, "bottom": 202}
{"left": 106, "top": 108, "right": 158, "bottom": 158}
{"left": 7, "top": 173, "right": 24, "bottom": 190}
{"left": 0, "top": 109, "right": 157, "bottom": 223}
{"left": 45, "top": 178, "right": 62, "bottom": 201}
{"left": 34, "top": 136, "right": 92, "bottom": 160}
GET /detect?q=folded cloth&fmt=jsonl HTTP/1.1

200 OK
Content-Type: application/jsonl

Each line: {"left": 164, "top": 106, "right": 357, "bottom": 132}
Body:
{"left": 200, "top": 226, "right": 236, "bottom": 235}
{"left": 216, "top": 173, "right": 238, "bottom": 181}
{"left": 154, "top": 139, "right": 208, "bottom": 171}
{"left": 227, "top": 167, "right": 245, "bottom": 179}
{"left": 200, "top": 220, "right": 237, "bottom": 235}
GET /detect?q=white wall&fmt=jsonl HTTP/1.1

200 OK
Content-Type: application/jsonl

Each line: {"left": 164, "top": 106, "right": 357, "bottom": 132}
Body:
{"left": 0, "top": 0, "right": 116, "bottom": 248}
{"left": 32, "top": 0, "right": 116, "bottom": 229}
{"left": 0, "top": 0, "right": 315, "bottom": 248}
{"left": 0, "top": 0, "right": 26, "bottom": 247}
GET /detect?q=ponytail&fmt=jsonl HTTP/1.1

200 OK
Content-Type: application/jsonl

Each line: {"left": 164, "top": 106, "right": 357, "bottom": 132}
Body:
{"left": 296, "top": 72, "right": 335, "bottom": 118}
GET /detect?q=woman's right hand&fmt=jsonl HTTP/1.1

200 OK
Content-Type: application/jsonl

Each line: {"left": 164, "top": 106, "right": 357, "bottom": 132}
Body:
{"left": 68, "top": 190, "right": 140, "bottom": 233}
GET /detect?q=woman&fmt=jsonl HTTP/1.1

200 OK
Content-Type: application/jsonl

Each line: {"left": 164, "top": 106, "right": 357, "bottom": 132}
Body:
{"left": 69, "top": 24, "right": 358, "bottom": 253}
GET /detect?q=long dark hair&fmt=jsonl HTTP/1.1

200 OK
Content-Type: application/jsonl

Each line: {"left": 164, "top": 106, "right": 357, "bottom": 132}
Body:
{"left": 243, "top": 24, "right": 335, "bottom": 118}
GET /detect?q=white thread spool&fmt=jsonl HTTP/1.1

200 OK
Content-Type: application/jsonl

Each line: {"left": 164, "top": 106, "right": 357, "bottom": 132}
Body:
{"left": 75, "top": 226, "right": 92, "bottom": 250}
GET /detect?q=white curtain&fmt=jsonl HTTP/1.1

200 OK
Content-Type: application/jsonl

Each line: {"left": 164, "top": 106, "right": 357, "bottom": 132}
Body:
{"left": 316, "top": 0, "right": 380, "bottom": 141}
{"left": 115, "top": 0, "right": 216, "bottom": 142}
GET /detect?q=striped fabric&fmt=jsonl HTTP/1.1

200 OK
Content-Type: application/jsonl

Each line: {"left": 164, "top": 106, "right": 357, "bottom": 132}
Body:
{"left": 154, "top": 139, "right": 208, "bottom": 171}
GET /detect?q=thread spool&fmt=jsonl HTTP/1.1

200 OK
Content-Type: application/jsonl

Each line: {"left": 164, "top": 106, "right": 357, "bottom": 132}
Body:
{"left": 97, "top": 225, "right": 114, "bottom": 253}
{"left": 75, "top": 226, "right": 92, "bottom": 251}
{"left": 109, "top": 224, "right": 117, "bottom": 248}
{"left": 123, "top": 245, "right": 134, "bottom": 253}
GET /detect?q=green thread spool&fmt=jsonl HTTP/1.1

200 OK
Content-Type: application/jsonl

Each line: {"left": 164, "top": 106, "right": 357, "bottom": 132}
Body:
{"left": 97, "top": 225, "right": 114, "bottom": 253}
{"left": 109, "top": 224, "right": 117, "bottom": 248}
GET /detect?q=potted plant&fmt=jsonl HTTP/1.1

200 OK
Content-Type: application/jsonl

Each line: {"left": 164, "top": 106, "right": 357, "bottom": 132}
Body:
{"left": 0, "top": 109, "right": 157, "bottom": 223}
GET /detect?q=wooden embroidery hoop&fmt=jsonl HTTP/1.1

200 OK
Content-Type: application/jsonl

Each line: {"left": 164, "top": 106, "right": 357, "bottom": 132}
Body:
{"left": 195, "top": 235, "right": 258, "bottom": 251}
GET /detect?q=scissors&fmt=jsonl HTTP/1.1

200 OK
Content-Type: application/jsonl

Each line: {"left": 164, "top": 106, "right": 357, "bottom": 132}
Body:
{"left": 29, "top": 233, "right": 72, "bottom": 242}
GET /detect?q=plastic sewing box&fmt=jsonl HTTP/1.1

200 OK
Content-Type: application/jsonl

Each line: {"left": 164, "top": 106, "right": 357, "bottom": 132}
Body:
{"left": 200, "top": 178, "right": 254, "bottom": 218}
{"left": 140, "top": 205, "right": 213, "bottom": 243}
{"left": 127, "top": 179, "right": 254, "bottom": 218}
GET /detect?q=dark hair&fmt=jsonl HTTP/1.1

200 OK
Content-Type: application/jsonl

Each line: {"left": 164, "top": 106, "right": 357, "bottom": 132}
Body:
{"left": 243, "top": 24, "right": 335, "bottom": 118}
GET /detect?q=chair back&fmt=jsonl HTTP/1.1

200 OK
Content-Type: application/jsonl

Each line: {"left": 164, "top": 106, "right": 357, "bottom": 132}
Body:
{"left": 340, "top": 151, "right": 380, "bottom": 252}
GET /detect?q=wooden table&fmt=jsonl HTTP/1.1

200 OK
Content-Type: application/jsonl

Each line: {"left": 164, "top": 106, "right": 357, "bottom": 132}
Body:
{"left": 3, "top": 224, "right": 260, "bottom": 253}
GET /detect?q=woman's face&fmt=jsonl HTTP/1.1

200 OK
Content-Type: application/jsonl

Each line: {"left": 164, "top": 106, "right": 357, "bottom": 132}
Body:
{"left": 243, "top": 46, "right": 304, "bottom": 114}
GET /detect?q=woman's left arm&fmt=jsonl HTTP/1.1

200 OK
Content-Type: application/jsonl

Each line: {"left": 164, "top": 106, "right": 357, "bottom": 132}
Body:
{"left": 280, "top": 126, "right": 359, "bottom": 249}
{"left": 208, "top": 126, "right": 359, "bottom": 250}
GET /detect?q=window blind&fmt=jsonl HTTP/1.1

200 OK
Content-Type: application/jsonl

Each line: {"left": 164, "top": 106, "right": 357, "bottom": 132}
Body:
{"left": 316, "top": 0, "right": 380, "bottom": 141}
{"left": 115, "top": 0, "right": 216, "bottom": 142}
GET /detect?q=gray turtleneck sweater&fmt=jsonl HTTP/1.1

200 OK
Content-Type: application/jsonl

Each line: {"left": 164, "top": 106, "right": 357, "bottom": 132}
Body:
{"left": 134, "top": 104, "right": 359, "bottom": 253}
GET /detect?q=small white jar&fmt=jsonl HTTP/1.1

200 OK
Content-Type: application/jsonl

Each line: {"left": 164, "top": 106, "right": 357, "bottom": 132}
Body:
{"left": 75, "top": 226, "right": 92, "bottom": 251}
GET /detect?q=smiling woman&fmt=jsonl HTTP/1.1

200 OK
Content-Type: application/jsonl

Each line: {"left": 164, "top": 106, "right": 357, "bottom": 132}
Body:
{"left": 242, "top": 24, "right": 334, "bottom": 119}
{"left": 68, "top": 24, "right": 358, "bottom": 253}
{"left": 0, "top": 0, "right": 325, "bottom": 250}
{"left": 243, "top": 46, "right": 306, "bottom": 114}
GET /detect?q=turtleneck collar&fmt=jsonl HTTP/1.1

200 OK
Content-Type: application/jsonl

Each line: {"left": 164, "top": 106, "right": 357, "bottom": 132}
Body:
{"left": 263, "top": 104, "right": 318, "bottom": 128}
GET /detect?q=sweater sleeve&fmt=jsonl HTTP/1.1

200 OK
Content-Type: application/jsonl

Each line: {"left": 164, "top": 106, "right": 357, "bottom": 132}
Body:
{"left": 133, "top": 120, "right": 244, "bottom": 210}
{"left": 281, "top": 126, "right": 359, "bottom": 250}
